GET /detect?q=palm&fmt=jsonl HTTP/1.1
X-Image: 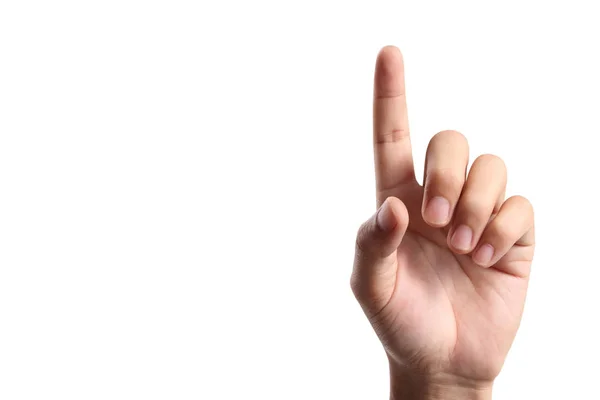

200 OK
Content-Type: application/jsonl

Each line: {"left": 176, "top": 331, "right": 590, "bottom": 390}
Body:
{"left": 375, "top": 183, "right": 532, "bottom": 380}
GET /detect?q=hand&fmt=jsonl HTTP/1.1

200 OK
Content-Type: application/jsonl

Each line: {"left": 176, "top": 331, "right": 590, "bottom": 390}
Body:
{"left": 350, "top": 46, "right": 535, "bottom": 399}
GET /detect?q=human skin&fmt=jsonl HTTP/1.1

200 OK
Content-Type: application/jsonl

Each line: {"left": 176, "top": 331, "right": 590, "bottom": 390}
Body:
{"left": 350, "top": 46, "right": 535, "bottom": 400}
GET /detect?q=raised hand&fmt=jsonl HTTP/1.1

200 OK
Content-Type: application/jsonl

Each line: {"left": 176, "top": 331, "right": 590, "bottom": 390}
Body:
{"left": 350, "top": 46, "right": 535, "bottom": 399}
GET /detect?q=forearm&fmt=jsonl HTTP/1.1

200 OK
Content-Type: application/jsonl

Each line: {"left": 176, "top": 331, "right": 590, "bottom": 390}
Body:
{"left": 389, "top": 364, "right": 493, "bottom": 400}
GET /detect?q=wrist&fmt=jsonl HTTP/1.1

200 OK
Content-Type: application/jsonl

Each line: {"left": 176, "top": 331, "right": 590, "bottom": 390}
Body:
{"left": 389, "top": 363, "right": 493, "bottom": 400}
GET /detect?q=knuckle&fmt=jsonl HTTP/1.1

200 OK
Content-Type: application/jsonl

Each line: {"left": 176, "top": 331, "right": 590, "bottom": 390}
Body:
{"left": 474, "top": 153, "right": 506, "bottom": 173}
{"left": 355, "top": 221, "right": 370, "bottom": 251}
{"left": 349, "top": 271, "right": 361, "bottom": 296}
{"left": 375, "top": 127, "right": 409, "bottom": 144}
{"left": 483, "top": 218, "right": 519, "bottom": 249}
{"left": 355, "top": 218, "right": 376, "bottom": 256}
{"left": 431, "top": 129, "right": 468, "bottom": 145}
{"left": 506, "top": 195, "right": 535, "bottom": 223}
{"left": 508, "top": 194, "right": 533, "bottom": 210}
{"left": 426, "top": 168, "right": 465, "bottom": 196}
{"left": 427, "top": 130, "right": 469, "bottom": 155}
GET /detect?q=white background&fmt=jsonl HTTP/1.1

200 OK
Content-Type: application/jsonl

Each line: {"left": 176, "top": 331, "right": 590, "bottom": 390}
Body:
{"left": 0, "top": 1, "right": 598, "bottom": 399}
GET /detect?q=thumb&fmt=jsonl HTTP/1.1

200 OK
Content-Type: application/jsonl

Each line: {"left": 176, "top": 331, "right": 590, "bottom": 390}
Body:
{"left": 351, "top": 196, "right": 409, "bottom": 317}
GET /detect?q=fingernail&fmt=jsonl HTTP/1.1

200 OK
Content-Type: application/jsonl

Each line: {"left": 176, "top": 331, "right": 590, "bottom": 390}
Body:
{"left": 451, "top": 225, "right": 473, "bottom": 251}
{"left": 376, "top": 199, "right": 397, "bottom": 232}
{"left": 473, "top": 244, "right": 494, "bottom": 266}
{"left": 424, "top": 196, "right": 450, "bottom": 225}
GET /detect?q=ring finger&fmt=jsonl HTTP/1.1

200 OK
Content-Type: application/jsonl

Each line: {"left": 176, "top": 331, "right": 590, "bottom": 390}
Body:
{"left": 448, "top": 154, "right": 507, "bottom": 254}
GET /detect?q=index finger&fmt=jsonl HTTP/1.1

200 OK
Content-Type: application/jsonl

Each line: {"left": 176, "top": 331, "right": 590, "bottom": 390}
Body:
{"left": 373, "top": 46, "right": 415, "bottom": 197}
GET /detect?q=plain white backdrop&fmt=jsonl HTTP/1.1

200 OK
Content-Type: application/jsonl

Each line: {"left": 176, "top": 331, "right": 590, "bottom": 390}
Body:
{"left": 0, "top": 1, "right": 598, "bottom": 399}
